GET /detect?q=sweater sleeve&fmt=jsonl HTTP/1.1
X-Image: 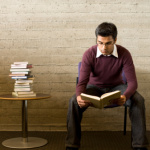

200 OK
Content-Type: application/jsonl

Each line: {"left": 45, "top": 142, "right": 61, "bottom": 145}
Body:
{"left": 76, "top": 50, "right": 92, "bottom": 97}
{"left": 122, "top": 50, "right": 138, "bottom": 100}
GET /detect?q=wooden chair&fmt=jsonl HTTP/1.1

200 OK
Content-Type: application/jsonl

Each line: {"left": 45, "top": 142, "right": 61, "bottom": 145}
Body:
{"left": 76, "top": 62, "right": 128, "bottom": 135}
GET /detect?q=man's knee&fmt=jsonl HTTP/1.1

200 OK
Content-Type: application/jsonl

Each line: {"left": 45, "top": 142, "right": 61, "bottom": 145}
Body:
{"left": 69, "top": 94, "right": 78, "bottom": 106}
{"left": 131, "top": 91, "right": 145, "bottom": 107}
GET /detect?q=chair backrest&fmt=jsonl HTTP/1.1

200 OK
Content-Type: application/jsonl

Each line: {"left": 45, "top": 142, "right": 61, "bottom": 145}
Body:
{"left": 77, "top": 62, "right": 127, "bottom": 84}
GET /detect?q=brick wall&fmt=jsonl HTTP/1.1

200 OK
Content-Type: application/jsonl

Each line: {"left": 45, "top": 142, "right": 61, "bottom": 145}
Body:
{"left": 0, "top": 0, "right": 150, "bottom": 131}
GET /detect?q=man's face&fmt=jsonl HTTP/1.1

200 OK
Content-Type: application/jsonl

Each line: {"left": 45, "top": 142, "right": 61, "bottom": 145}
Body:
{"left": 97, "top": 35, "right": 117, "bottom": 55}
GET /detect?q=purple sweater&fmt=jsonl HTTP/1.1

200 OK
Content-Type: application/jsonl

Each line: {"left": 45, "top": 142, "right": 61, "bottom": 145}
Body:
{"left": 76, "top": 45, "right": 137, "bottom": 100}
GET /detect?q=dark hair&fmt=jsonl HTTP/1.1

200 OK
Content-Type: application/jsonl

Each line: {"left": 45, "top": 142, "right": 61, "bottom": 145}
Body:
{"left": 95, "top": 22, "right": 117, "bottom": 40}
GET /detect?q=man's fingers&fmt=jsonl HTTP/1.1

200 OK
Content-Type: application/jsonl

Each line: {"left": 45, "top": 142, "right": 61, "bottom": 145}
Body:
{"left": 78, "top": 100, "right": 91, "bottom": 108}
{"left": 110, "top": 98, "right": 126, "bottom": 106}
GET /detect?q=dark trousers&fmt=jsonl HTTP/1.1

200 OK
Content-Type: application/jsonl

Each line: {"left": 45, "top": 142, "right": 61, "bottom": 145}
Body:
{"left": 65, "top": 84, "right": 149, "bottom": 148}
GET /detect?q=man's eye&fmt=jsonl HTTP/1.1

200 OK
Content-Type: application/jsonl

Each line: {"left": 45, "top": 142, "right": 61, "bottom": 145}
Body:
{"left": 107, "top": 42, "right": 112, "bottom": 45}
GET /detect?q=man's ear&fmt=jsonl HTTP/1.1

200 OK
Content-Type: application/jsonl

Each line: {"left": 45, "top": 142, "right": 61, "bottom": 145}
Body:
{"left": 96, "top": 37, "right": 98, "bottom": 44}
{"left": 114, "top": 38, "right": 117, "bottom": 44}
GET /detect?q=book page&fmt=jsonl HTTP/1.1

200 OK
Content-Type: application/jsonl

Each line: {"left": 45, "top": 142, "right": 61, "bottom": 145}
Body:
{"left": 101, "top": 91, "right": 120, "bottom": 99}
{"left": 81, "top": 93, "right": 100, "bottom": 101}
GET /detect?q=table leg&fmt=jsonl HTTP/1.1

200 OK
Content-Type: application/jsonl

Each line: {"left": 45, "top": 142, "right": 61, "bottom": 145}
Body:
{"left": 2, "top": 100, "right": 48, "bottom": 149}
{"left": 22, "top": 100, "right": 28, "bottom": 142}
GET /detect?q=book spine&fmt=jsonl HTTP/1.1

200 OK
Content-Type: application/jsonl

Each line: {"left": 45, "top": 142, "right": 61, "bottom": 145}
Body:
{"left": 11, "top": 76, "right": 28, "bottom": 79}
{"left": 13, "top": 62, "right": 28, "bottom": 64}
{"left": 10, "top": 62, "right": 36, "bottom": 97}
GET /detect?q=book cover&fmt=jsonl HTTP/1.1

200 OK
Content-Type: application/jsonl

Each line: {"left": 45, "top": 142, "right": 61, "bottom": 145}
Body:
{"left": 15, "top": 80, "right": 33, "bottom": 83}
{"left": 11, "top": 75, "right": 34, "bottom": 79}
{"left": 12, "top": 92, "right": 36, "bottom": 97}
{"left": 15, "top": 83, "right": 31, "bottom": 85}
{"left": 11, "top": 64, "right": 32, "bottom": 69}
{"left": 14, "top": 88, "right": 32, "bottom": 91}
{"left": 15, "top": 91, "right": 35, "bottom": 94}
{"left": 14, "top": 85, "right": 31, "bottom": 88}
{"left": 9, "top": 74, "right": 27, "bottom": 76}
{"left": 10, "top": 68, "right": 31, "bottom": 72}
{"left": 80, "top": 90, "right": 121, "bottom": 109}
{"left": 13, "top": 62, "right": 28, "bottom": 64}
{"left": 11, "top": 72, "right": 30, "bottom": 74}
{"left": 11, "top": 76, "right": 28, "bottom": 79}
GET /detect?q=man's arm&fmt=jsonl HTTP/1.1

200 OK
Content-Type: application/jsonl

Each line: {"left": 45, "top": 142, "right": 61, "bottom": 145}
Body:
{"left": 76, "top": 50, "right": 93, "bottom": 97}
{"left": 122, "top": 50, "right": 138, "bottom": 100}
{"left": 76, "top": 49, "right": 94, "bottom": 108}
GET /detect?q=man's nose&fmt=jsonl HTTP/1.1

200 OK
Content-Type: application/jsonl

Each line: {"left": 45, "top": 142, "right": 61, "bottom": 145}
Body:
{"left": 102, "top": 44, "right": 107, "bottom": 49}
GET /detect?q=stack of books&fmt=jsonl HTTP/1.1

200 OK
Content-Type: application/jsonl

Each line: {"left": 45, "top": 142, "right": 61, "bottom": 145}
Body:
{"left": 9, "top": 62, "right": 36, "bottom": 97}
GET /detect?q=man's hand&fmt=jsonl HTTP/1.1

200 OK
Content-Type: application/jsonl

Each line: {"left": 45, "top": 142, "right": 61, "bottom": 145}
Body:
{"left": 111, "top": 95, "right": 126, "bottom": 106}
{"left": 77, "top": 95, "right": 92, "bottom": 108}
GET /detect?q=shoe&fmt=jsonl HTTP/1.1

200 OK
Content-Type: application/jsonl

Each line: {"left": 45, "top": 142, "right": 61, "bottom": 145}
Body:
{"left": 133, "top": 147, "right": 148, "bottom": 150}
{"left": 66, "top": 147, "right": 79, "bottom": 150}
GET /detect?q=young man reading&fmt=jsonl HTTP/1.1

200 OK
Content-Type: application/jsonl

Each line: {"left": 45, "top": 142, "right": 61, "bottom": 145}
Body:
{"left": 65, "top": 22, "right": 149, "bottom": 150}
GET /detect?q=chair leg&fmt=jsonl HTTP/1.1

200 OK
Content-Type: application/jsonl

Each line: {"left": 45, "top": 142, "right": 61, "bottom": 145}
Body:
{"left": 123, "top": 106, "right": 127, "bottom": 135}
{"left": 76, "top": 77, "right": 79, "bottom": 85}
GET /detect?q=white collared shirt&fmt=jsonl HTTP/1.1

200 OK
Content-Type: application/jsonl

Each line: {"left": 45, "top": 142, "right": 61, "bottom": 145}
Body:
{"left": 96, "top": 44, "right": 118, "bottom": 58}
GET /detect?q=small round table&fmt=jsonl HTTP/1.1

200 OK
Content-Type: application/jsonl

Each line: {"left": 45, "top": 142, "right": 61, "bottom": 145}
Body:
{"left": 0, "top": 93, "right": 50, "bottom": 149}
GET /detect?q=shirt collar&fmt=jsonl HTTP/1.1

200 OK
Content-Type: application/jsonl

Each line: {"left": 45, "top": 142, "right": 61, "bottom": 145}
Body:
{"left": 96, "top": 44, "right": 118, "bottom": 58}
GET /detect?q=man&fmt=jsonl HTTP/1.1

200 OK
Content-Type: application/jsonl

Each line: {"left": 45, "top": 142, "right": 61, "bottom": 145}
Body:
{"left": 65, "top": 22, "right": 148, "bottom": 150}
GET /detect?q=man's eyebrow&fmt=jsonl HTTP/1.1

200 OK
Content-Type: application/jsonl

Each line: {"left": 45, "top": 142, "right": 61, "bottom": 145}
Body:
{"left": 98, "top": 41, "right": 103, "bottom": 43}
{"left": 98, "top": 40, "right": 112, "bottom": 43}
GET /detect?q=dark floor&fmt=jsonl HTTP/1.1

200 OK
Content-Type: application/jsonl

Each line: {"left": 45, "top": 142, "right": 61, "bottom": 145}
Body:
{"left": 0, "top": 131, "right": 149, "bottom": 150}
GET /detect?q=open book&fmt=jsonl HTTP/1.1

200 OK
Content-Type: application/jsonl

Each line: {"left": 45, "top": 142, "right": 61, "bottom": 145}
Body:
{"left": 80, "top": 90, "right": 121, "bottom": 109}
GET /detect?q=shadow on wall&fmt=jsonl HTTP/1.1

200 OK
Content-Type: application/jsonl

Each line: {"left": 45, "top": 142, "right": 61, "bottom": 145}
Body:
{"left": 135, "top": 68, "right": 150, "bottom": 130}
{"left": 135, "top": 69, "right": 150, "bottom": 101}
